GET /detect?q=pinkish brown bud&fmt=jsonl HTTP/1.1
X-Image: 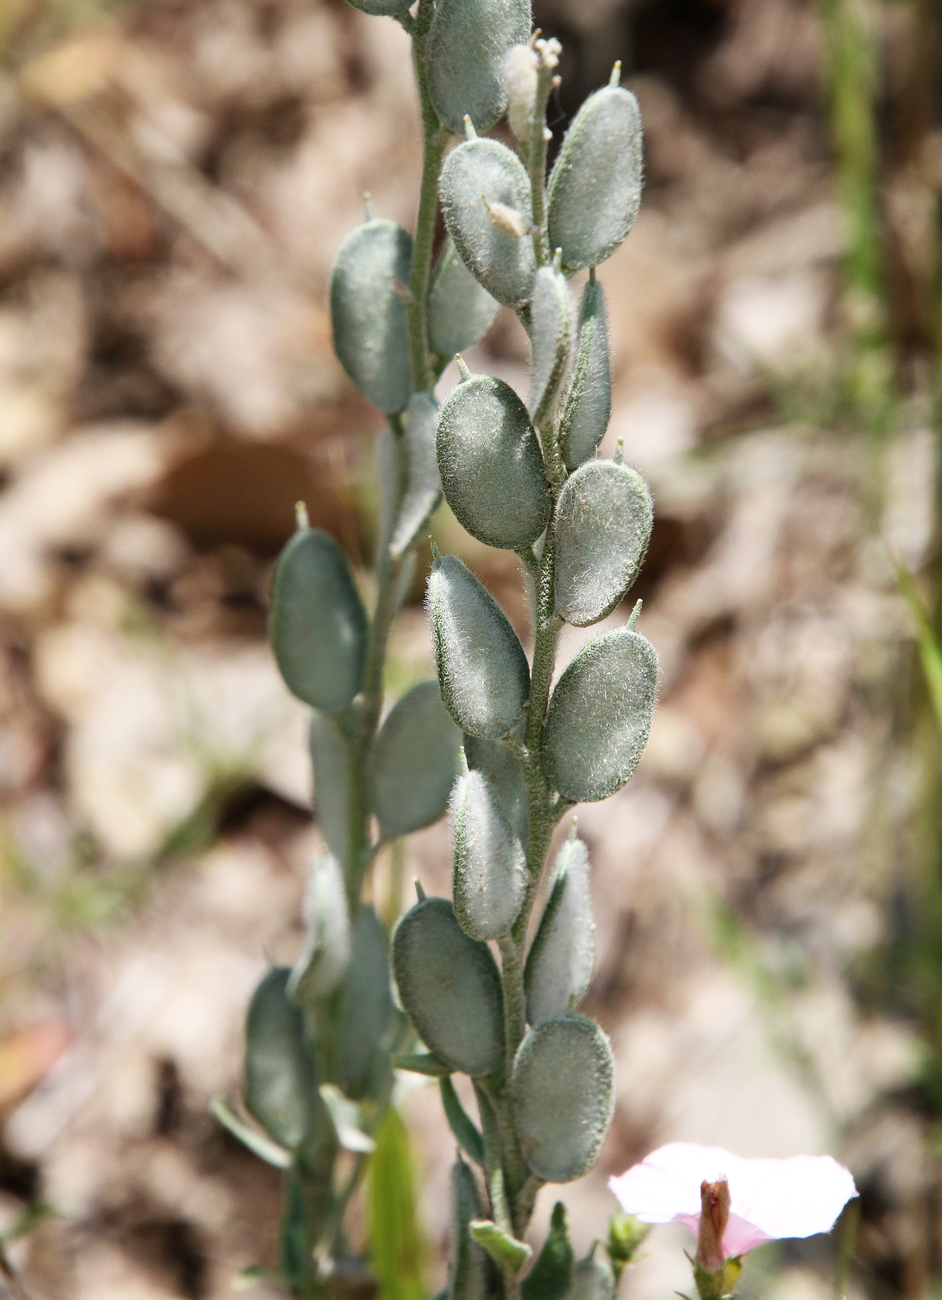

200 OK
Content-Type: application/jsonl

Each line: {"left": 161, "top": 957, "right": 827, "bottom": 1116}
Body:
{"left": 695, "top": 1178, "right": 731, "bottom": 1276}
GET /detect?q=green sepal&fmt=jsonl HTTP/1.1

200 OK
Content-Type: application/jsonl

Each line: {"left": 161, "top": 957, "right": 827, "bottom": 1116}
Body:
{"left": 370, "top": 680, "right": 462, "bottom": 836}
{"left": 440, "top": 139, "right": 536, "bottom": 307}
{"left": 543, "top": 628, "right": 657, "bottom": 803}
{"left": 440, "top": 1075, "right": 486, "bottom": 1166}
{"left": 607, "top": 1212, "right": 649, "bottom": 1281}
{"left": 529, "top": 266, "right": 573, "bottom": 427}
{"left": 392, "top": 897, "right": 504, "bottom": 1078}
{"left": 452, "top": 768, "right": 527, "bottom": 940}
{"left": 270, "top": 525, "right": 368, "bottom": 711}
{"left": 510, "top": 1015, "right": 614, "bottom": 1183}
{"left": 427, "top": 553, "right": 530, "bottom": 740}
{"left": 427, "top": 0, "right": 533, "bottom": 134}
{"left": 449, "top": 1156, "right": 490, "bottom": 1300}
{"left": 394, "top": 1052, "right": 451, "bottom": 1077}
{"left": 524, "top": 835, "right": 594, "bottom": 1024}
{"left": 547, "top": 85, "right": 643, "bottom": 272}
{"left": 437, "top": 374, "right": 551, "bottom": 550}
{"left": 337, "top": 904, "right": 394, "bottom": 1100}
{"left": 287, "top": 852, "right": 352, "bottom": 1008}
{"left": 243, "top": 967, "right": 318, "bottom": 1150}
{"left": 464, "top": 733, "right": 529, "bottom": 848}
{"left": 559, "top": 279, "right": 612, "bottom": 469}
{"left": 429, "top": 238, "right": 500, "bottom": 361}
{"left": 521, "top": 1203, "right": 574, "bottom": 1300}
{"left": 692, "top": 1257, "right": 742, "bottom": 1300}
{"left": 469, "top": 1220, "right": 532, "bottom": 1274}
{"left": 330, "top": 217, "right": 413, "bottom": 413}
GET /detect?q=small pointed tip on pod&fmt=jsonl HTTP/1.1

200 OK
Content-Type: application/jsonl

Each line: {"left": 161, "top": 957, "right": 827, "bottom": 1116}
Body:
{"left": 547, "top": 85, "right": 643, "bottom": 272}
{"left": 452, "top": 768, "right": 527, "bottom": 940}
{"left": 554, "top": 459, "right": 654, "bottom": 627}
{"left": 437, "top": 374, "right": 551, "bottom": 550}
{"left": 427, "top": 553, "right": 530, "bottom": 740}
{"left": 510, "top": 1014, "right": 614, "bottom": 1183}
{"left": 329, "top": 217, "right": 413, "bottom": 413}
{"left": 427, "top": 0, "right": 533, "bottom": 135}
{"left": 559, "top": 278, "right": 612, "bottom": 470}
{"left": 369, "top": 680, "right": 462, "bottom": 836}
{"left": 392, "top": 897, "right": 504, "bottom": 1078}
{"left": 543, "top": 627, "right": 657, "bottom": 803}
{"left": 439, "top": 139, "right": 536, "bottom": 308}
{"left": 270, "top": 528, "right": 368, "bottom": 711}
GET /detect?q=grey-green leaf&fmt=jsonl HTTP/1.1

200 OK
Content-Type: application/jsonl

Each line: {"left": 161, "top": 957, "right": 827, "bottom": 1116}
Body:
{"left": 464, "top": 734, "right": 529, "bottom": 847}
{"left": 440, "top": 139, "right": 536, "bottom": 307}
{"left": 543, "top": 628, "right": 657, "bottom": 803}
{"left": 330, "top": 217, "right": 413, "bottom": 413}
{"left": 338, "top": 905, "right": 394, "bottom": 1100}
{"left": 437, "top": 374, "right": 550, "bottom": 549}
{"left": 429, "top": 239, "right": 500, "bottom": 360}
{"left": 370, "top": 680, "right": 462, "bottom": 836}
{"left": 391, "top": 393, "right": 443, "bottom": 559}
{"left": 427, "top": 554, "right": 530, "bottom": 739}
{"left": 392, "top": 897, "right": 504, "bottom": 1077}
{"left": 559, "top": 279, "right": 612, "bottom": 469}
{"left": 452, "top": 769, "right": 527, "bottom": 940}
{"left": 554, "top": 460, "right": 653, "bottom": 627}
{"left": 271, "top": 526, "right": 367, "bottom": 711}
{"left": 547, "top": 86, "right": 643, "bottom": 272}
{"left": 521, "top": 1202, "right": 573, "bottom": 1300}
{"left": 308, "top": 711, "right": 350, "bottom": 863}
{"left": 524, "top": 836, "right": 594, "bottom": 1024}
{"left": 288, "top": 853, "right": 352, "bottom": 1008}
{"left": 530, "top": 266, "right": 573, "bottom": 426}
{"left": 427, "top": 0, "right": 533, "bottom": 134}
{"left": 510, "top": 1015, "right": 614, "bottom": 1183}
{"left": 244, "top": 967, "right": 318, "bottom": 1149}
{"left": 449, "top": 1157, "right": 490, "bottom": 1300}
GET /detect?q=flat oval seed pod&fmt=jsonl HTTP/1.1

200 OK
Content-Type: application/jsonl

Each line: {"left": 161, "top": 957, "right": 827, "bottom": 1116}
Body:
{"left": 437, "top": 375, "right": 550, "bottom": 549}
{"left": 429, "top": 239, "right": 500, "bottom": 360}
{"left": 449, "top": 1157, "right": 490, "bottom": 1300}
{"left": 271, "top": 526, "right": 368, "bottom": 711}
{"left": 427, "top": 0, "right": 532, "bottom": 134}
{"left": 370, "top": 680, "right": 462, "bottom": 836}
{"left": 524, "top": 836, "right": 594, "bottom": 1024}
{"left": 510, "top": 1015, "right": 614, "bottom": 1183}
{"left": 288, "top": 853, "right": 352, "bottom": 1008}
{"left": 452, "top": 769, "right": 527, "bottom": 939}
{"left": 543, "top": 628, "right": 657, "bottom": 803}
{"left": 244, "top": 967, "right": 318, "bottom": 1149}
{"left": 427, "top": 554, "right": 530, "bottom": 739}
{"left": 344, "top": 0, "right": 412, "bottom": 13}
{"left": 330, "top": 218, "right": 413, "bottom": 413}
{"left": 308, "top": 711, "right": 350, "bottom": 864}
{"left": 392, "top": 897, "right": 504, "bottom": 1077}
{"left": 530, "top": 266, "right": 573, "bottom": 426}
{"left": 547, "top": 86, "right": 643, "bottom": 272}
{"left": 559, "top": 279, "right": 611, "bottom": 469}
{"left": 464, "top": 734, "right": 529, "bottom": 847}
{"left": 440, "top": 140, "right": 536, "bottom": 308}
{"left": 338, "top": 904, "right": 394, "bottom": 1100}
{"left": 554, "top": 460, "right": 653, "bottom": 627}
{"left": 391, "top": 393, "right": 443, "bottom": 559}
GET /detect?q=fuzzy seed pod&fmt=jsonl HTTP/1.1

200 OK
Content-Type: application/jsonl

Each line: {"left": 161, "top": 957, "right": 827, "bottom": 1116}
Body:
{"left": 452, "top": 768, "right": 527, "bottom": 940}
{"left": 244, "top": 967, "right": 318, "bottom": 1149}
{"left": 530, "top": 265, "right": 574, "bottom": 425}
{"left": 288, "top": 853, "right": 352, "bottom": 1007}
{"left": 464, "top": 734, "right": 529, "bottom": 848}
{"left": 559, "top": 278, "right": 612, "bottom": 469}
{"left": 337, "top": 905, "right": 393, "bottom": 1100}
{"left": 427, "top": 0, "right": 533, "bottom": 134}
{"left": 370, "top": 680, "right": 462, "bottom": 837}
{"left": 429, "top": 239, "right": 500, "bottom": 361}
{"left": 308, "top": 711, "right": 350, "bottom": 864}
{"left": 524, "top": 836, "right": 594, "bottom": 1024}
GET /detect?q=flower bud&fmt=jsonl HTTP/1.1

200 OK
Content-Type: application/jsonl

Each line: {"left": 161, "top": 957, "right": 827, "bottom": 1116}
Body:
{"left": 504, "top": 43, "right": 538, "bottom": 144}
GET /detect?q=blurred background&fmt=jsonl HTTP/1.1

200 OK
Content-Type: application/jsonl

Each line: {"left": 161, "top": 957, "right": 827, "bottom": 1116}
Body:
{"left": 0, "top": 0, "right": 939, "bottom": 1296}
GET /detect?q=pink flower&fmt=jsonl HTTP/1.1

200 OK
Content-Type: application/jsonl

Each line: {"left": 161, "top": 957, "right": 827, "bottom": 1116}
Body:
{"left": 609, "top": 1142, "right": 858, "bottom": 1259}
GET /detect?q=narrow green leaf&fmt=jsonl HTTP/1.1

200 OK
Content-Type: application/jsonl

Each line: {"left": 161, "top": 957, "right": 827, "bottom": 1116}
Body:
{"left": 368, "top": 1108, "right": 427, "bottom": 1300}
{"left": 440, "top": 1075, "right": 486, "bottom": 1165}
{"left": 449, "top": 1156, "right": 490, "bottom": 1300}
{"left": 894, "top": 558, "right": 942, "bottom": 738}
{"left": 522, "top": 1203, "right": 574, "bottom": 1300}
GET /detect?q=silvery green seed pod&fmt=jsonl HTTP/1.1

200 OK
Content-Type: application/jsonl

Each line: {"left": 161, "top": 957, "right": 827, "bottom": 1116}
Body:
{"left": 547, "top": 85, "right": 643, "bottom": 272}
{"left": 427, "top": 553, "right": 530, "bottom": 739}
{"left": 288, "top": 853, "right": 352, "bottom": 1007}
{"left": 344, "top": 0, "right": 412, "bottom": 12}
{"left": 510, "top": 1014, "right": 614, "bottom": 1183}
{"left": 370, "top": 680, "right": 462, "bottom": 836}
{"left": 559, "top": 279, "right": 611, "bottom": 469}
{"left": 429, "top": 239, "right": 500, "bottom": 361}
{"left": 329, "top": 217, "right": 413, "bottom": 413}
{"left": 440, "top": 140, "right": 536, "bottom": 307}
{"left": 524, "top": 835, "right": 594, "bottom": 1024}
{"left": 427, "top": 0, "right": 533, "bottom": 134}
{"left": 390, "top": 394, "right": 443, "bottom": 559}
{"left": 543, "top": 628, "right": 657, "bottom": 803}
{"left": 554, "top": 460, "right": 653, "bottom": 626}
{"left": 338, "top": 904, "right": 394, "bottom": 1100}
{"left": 244, "top": 967, "right": 318, "bottom": 1149}
{"left": 437, "top": 374, "right": 551, "bottom": 549}
{"left": 530, "top": 265, "right": 573, "bottom": 426}
{"left": 571, "top": 1254, "right": 616, "bottom": 1300}
{"left": 452, "top": 769, "right": 527, "bottom": 940}
{"left": 449, "top": 1156, "right": 490, "bottom": 1300}
{"left": 464, "top": 734, "right": 529, "bottom": 847}
{"left": 392, "top": 897, "right": 504, "bottom": 1077}
{"left": 308, "top": 711, "right": 350, "bottom": 864}
{"left": 271, "top": 525, "right": 368, "bottom": 711}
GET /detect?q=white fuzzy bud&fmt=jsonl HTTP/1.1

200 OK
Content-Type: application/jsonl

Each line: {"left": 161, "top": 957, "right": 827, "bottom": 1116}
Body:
{"left": 503, "top": 43, "right": 539, "bottom": 144}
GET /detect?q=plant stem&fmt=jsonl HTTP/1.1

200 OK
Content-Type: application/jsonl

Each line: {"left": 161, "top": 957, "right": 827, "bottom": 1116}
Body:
{"left": 527, "top": 56, "right": 555, "bottom": 268}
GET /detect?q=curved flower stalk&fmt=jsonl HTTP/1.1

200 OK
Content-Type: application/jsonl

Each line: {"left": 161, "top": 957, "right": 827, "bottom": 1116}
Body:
{"left": 610, "top": 1143, "right": 859, "bottom": 1299}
